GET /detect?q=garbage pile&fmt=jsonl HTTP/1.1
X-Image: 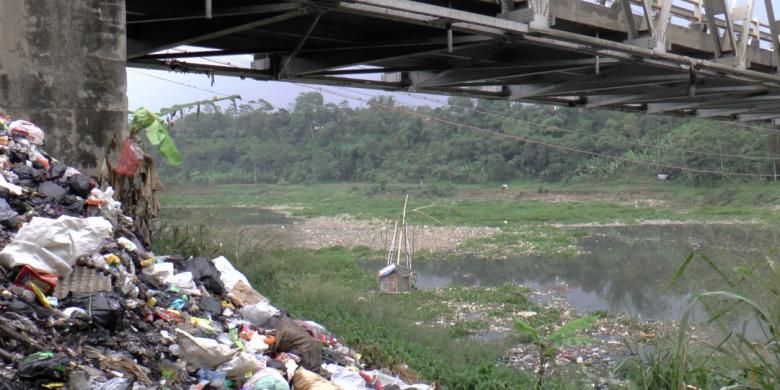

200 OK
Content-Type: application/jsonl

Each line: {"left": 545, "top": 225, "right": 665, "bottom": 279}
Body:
{"left": 0, "top": 115, "right": 431, "bottom": 390}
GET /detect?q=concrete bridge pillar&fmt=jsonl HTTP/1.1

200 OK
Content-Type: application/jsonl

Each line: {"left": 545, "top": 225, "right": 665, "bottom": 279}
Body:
{"left": 0, "top": 0, "right": 127, "bottom": 171}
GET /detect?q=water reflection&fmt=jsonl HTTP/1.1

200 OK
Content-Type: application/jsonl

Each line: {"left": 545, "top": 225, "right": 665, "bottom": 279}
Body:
{"left": 364, "top": 224, "right": 780, "bottom": 324}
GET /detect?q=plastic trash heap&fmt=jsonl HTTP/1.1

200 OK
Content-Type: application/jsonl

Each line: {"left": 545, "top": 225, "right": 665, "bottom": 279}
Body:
{"left": 0, "top": 114, "right": 432, "bottom": 389}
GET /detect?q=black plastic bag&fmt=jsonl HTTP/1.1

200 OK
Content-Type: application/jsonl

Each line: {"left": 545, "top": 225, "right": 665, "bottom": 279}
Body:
{"left": 18, "top": 352, "right": 69, "bottom": 380}
{"left": 0, "top": 381, "right": 26, "bottom": 390}
{"left": 12, "top": 164, "right": 43, "bottom": 182}
{"left": 183, "top": 257, "right": 225, "bottom": 296}
{"left": 66, "top": 174, "right": 93, "bottom": 198}
{"left": 198, "top": 295, "right": 222, "bottom": 316}
{"left": 62, "top": 292, "right": 123, "bottom": 330}
{"left": 37, "top": 181, "right": 67, "bottom": 201}
{"left": 0, "top": 198, "right": 18, "bottom": 221}
{"left": 58, "top": 195, "right": 85, "bottom": 217}
{"left": 48, "top": 162, "right": 67, "bottom": 180}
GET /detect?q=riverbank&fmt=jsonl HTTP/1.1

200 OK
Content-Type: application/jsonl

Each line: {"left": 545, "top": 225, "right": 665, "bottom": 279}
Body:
{"left": 156, "top": 181, "right": 780, "bottom": 388}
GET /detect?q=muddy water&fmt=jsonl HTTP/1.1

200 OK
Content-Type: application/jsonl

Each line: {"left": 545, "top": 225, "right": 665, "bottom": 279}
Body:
{"left": 369, "top": 224, "right": 780, "bottom": 331}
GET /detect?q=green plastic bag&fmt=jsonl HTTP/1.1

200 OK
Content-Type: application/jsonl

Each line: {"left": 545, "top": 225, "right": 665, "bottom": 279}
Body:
{"left": 130, "top": 108, "right": 182, "bottom": 166}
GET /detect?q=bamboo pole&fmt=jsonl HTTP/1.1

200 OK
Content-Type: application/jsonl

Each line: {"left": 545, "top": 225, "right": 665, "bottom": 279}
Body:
{"left": 387, "top": 220, "right": 398, "bottom": 265}
{"left": 396, "top": 194, "right": 409, "bottom": 266}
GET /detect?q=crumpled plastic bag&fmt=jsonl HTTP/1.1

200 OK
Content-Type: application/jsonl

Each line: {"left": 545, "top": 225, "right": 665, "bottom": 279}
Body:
{"left": 8, "top": 120, "right": 45, "bottom": 145}
{"left": 18, "top": 352, "right": 70, "bottom": 380}
{"left": 0, "top": 173, "right": 23, "bottom": 196}
{"left": 212, "top": 255, "right": 250, "bottom": 292}
{"left": 166, "top": 271, "right": 199, "bottom": 294}
{"left": 175, "top": 329, "right": 238, "bottom": 369}
{"left": 115, "top": 138, "right": 144, "bottom": 177}
{"left": 0, "top": 216, "right": 113, "bottom": 275}
{"left": 62, "top": 292, "right": 124, "bottom": 330}
{"left": 325, "top": 364, "right": 366, "bottom": 390}
{"left": 184, "top": 257, "right": 225, "bottom": 295}
{"left": 240, "top": 301, "right": 280, "bottom": 327}
{"left": 142, "top": 262, "right": 174, "bottom": 282}
{"left": 94, "top": 377, "right": 132, "bottom": 390}
{"left": 244, "top": 367, "right": 290, "bottom": 390}
{"left": 217, "top": 351, "right": 264, "bottom": 380}
{"left": 0, "top": 198, "right": 18, "bottom": 221}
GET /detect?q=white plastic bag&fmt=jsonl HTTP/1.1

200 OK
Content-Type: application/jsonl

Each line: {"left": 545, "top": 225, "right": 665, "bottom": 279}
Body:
{"left": 142, "top": 262, "right": 174, "bottom": 282}
{"left": 217, "top": 351, "right": 265, "bottom": 380}
{"left": 212, "top": 255, "right": 250, "bottom": 292}
{"left": 244, "top": 367, "right": 290, "bottom": 390}
{"left": 239, "top": 301, "right": 280, "bottom": 326}
{"left": 175, "top": 329, "right": 238, "bottom": 369}
{"left": 243, "top": 331, "right": 270, "bottom": 354}
{"left": 326, "top": 364, "right": 366, "bottom": 390}
{"left": 0, "top": 216, "right": 112, "bottom": 275}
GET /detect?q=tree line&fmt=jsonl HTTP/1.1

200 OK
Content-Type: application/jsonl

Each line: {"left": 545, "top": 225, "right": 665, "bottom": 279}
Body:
{"left": 156, "top": 91, "right": 780, "bottom": 185}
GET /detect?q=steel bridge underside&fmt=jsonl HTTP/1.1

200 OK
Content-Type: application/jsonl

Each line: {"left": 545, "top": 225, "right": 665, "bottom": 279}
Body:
{"left": 127, "top": 0, "right": 780, "bottom": 124}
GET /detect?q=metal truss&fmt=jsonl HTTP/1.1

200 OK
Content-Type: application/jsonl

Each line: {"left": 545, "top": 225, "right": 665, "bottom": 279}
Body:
{"left": 126, "top": 0, "right": 780, "bottom": 124}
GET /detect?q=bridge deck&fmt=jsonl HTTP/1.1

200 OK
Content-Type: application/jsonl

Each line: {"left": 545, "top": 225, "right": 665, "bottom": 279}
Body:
{"left": 127, "top": 0, "right": 780, "bottom": 124}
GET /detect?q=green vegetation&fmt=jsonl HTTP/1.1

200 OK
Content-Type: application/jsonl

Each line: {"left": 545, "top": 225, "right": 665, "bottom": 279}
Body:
{"left": 155, "top": 92, "right": 780, "bottom": 186}
{"left": 616, "top": 253, "right": 780, "bottom": 389}
{"left": 515, "top": 315, "right": 599, "bottom": 389}
{"left": 149, "top": 91, "right": 780, "bottom": 387}
{"left": 159, "top": 181, "right": 779, "bottom": 225}
{"left": 152, "top": 225, "right": 589, "bottom": 389}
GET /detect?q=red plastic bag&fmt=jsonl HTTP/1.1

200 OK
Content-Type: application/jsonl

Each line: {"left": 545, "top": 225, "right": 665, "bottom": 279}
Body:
{"left": 115, "top": 138, "right": 144, "bottom": 177}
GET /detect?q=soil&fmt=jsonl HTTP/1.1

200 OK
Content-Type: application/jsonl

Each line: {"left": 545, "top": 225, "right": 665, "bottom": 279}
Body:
{"left": 235, "top": 215, "right": 500, "bottom": 251}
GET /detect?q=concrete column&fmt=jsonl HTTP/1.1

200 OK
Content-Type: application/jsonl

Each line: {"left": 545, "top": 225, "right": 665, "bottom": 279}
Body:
{"left": 0, "top": 0, "right": 126, "bottom": 171}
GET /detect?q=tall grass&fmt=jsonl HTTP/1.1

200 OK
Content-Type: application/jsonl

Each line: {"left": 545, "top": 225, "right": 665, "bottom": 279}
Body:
{"left": 618, "top": 252, "right": 780, "bottom": 389}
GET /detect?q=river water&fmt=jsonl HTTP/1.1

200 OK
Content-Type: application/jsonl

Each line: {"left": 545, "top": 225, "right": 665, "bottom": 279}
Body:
{"left": 368, "top": 223, "right": 780, "bottom": 335}
{"left": 161, "top": 206, "right": 779, "bottom": 334}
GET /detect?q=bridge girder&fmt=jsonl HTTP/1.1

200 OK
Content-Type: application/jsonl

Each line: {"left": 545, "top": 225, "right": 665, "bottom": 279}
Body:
{"left": 126, "top": 0, "right": 780, "bottom": 123}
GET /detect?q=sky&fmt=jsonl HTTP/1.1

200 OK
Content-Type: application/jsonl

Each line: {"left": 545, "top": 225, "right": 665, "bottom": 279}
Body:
{"left": 127, "top": 1, "right": 774, "bottom": 112}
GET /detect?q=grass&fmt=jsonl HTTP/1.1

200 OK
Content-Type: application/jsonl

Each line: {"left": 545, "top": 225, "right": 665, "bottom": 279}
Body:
{"left": 158, "top": 180, "right": 777, "bottom": 258}
{"left": 154, "top": 180, "right": 780, "bottom": 387}
{"left": 460, "top": 226, "right": 587, "bottom": 257}
{"left": 159, "top": 181, "right": 779, "bottom": 227}
{"left": 152, "top": 225, "right": 583, "bottom": 389}
{"left": 615, "top": 252, "right": 780, "bottom": 389}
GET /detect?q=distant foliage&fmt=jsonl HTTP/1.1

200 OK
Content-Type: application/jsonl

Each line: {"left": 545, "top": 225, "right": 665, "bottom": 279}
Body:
{"left": 156, "top": 92, "right": 779, "bottom": 184}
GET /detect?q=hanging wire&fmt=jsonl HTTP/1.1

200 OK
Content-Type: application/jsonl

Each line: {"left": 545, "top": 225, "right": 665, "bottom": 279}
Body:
{"left": 295, "top": 83, "right": 777, "bottom": 179}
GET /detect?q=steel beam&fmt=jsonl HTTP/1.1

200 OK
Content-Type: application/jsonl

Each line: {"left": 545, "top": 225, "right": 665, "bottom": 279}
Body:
{"left": 702, "top": 0, "right": 736, "bottom": 58}
{"left": 767, "top": 0, "right": 780, "bottom": 74}
{"left": 620, "top": 0, "right": 639, "bottom": 40}
{"left": 279, "top": 13, "right": 323, "bottom": 76}
{"left": 127, "top": 3, "right": 302, "bottom": 24}
{"left": 411, "top": 58, "right": 618, "bottom": 88}
{"left": 738, "top": 112, "right": 780, "bottom": 122}
{"left": 127, "top": 9, "right": 308, "bottom": 59}
{"left": 653, "top": 0, "right": 673, "bottom": 52}
{"left": 733, "top": 0, "right": 755, "bottom": 69}
{"left": 282, "top": 40, "right": 495, "bottom": 76}
{"left": 342, "top": 0, "right": 529, "bottom": 35}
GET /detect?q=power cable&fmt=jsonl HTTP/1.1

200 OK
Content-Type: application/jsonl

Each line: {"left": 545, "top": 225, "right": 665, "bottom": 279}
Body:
{"left": 369, "top": 89, "right": 779, "bottom": 161}
{"left": 128, "top": 69, "right": 234, "bottom": 97}
{"left": 296, "top": 83, "right": 777, "bottom": 179}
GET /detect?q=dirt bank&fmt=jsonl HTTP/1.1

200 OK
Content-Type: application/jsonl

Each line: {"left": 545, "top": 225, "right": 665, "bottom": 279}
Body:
{"left": 236, "top": 215, "right": 500, "bottom": 252}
